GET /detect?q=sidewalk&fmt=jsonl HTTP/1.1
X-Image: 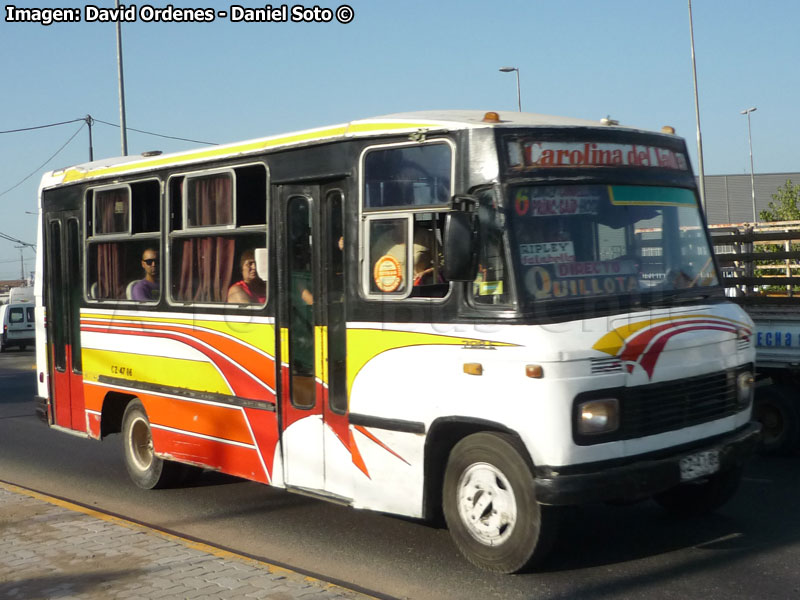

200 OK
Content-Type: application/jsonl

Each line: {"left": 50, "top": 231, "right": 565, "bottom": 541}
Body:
{"left": 0, "top": 482, "right": 376, "bottom": 600}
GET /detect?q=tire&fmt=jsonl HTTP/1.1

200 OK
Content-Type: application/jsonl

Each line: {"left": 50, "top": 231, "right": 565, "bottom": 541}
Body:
{"left": 442, "top": 432, "right": 557, "bottom": 573}
{"left": 121, "top": 399, "right": 183, "bottom": 489}
{"left": 753, "top": 384, "right": 799, "bottom": 455}
{"left": 653, "top": 466, "right": 744, "bottom": 517}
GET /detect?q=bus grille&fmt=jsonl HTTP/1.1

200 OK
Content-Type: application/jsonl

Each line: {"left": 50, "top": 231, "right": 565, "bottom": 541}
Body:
{"left": 590, "top": 357, "right": 623, "bottom": 374}
{"left": 620, "top": 367, "right": 744, "bottom": 439}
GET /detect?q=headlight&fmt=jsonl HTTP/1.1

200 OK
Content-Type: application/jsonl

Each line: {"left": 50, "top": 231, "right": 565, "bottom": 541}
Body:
{"left": 736, "top": 371, "right": 754, "bottom": 408}
{"left": 577, "top": 398, "right": 619, "bottom": 435}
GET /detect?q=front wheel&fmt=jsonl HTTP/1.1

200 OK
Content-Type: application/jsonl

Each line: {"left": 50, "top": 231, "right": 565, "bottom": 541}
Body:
{"left": 653, "top": 466, "right": 744, "bottom": 517}
{"left": 121, "top": 399, "right": 183, "bottom": 489}
{"left": 442, "top": 432, "right": 557, "bottom": 573}
{"left": 754, "top": 384, "right": 799, "bottom": 455}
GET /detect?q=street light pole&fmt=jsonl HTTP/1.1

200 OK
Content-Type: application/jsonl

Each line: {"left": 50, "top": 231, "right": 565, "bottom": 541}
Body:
{"left": 115, "top": 0, "right": 128, "bottom": 156}
{"left": 688, "top": 0, "right": 706, "bottom": 212}
{"left": 741, "top": 106, "right": 758, "bottom": 222}
{"left": 499, "top": 67, "right": 521, "bottom": 112}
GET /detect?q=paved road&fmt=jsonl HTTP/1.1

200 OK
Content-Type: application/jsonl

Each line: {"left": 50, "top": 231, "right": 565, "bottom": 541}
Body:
{"left": 3, "top": 349, "right": 800, "bottom": 599}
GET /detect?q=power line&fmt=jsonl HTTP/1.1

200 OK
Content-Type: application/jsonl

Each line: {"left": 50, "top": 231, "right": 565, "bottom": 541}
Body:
{"left": 0, "top": 115, "right": 217, "bottom": 202}
{"left": 0, "top": 118, "right": 86, "bottom": 134}
{"left": 92, "top": 118, "right": 217, "bottom": 146}
{"left": 2, "top": 115, "right": 217, "bottom": 145}
{"left": 0, "top": 230, "right": 35, "bottom": 249}
{"left": 0, "top": 256, "right": 33, "bottom": 265}
{"left": 0, "top": 122, "right": 86, "bottom": 200}
{"left": 0, "top": 123, "right": 85, "bottom": 198}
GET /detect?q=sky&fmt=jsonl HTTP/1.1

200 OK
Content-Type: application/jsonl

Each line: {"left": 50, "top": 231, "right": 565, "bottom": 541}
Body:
{"left": 1, "top": 0, "right": 798, "bottom": 280}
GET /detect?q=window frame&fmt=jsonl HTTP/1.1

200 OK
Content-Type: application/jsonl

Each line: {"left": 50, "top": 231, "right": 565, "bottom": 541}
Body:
{"left": 92, "top": 183, "right": 132, "bottom": 236}
{"left": 182, "top": 167, "right": 237, "bottom": 230}
{"left": 166, "top": 162, "right": 268, "bottom": 309}
{"left": 358, "top": 139, "right": 455, "bottom": 301}
{"left": 84, "top": 178, "right": 162, "bottom": 304}
{"left": 360, "top": 139, "right": 455, "bottom": 213}
{"left": 361, "top": 212, "right": 414, "bottom": 300}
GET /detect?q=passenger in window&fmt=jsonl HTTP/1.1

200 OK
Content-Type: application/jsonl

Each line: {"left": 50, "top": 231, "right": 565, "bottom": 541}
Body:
{"left": 227, "top": 249, "right": 266, "bottom": 304}
{"left": 411, "top": 230, "right": 444, "bottom": 286}
{"left": 413, "top": 243, "right": 437, "bottom": 286}
{"left": 130, "top": 248, "right": 160, "bottom": 301}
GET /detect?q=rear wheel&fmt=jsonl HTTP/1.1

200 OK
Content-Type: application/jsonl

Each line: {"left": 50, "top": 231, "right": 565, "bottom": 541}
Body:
{"left": 121, "top": 399, "right": 183, "bottom": 489}
{"left": 442, "top": 432, "right": 557, "bottom": 573}
{"left": 653, "top": 466, "right": 743, "bottom": 517}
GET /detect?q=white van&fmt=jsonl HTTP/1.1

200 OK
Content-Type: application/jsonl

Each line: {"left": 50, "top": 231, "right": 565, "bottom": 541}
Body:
{"left": 0, "top": 302, "right": 35, "bottom": 351}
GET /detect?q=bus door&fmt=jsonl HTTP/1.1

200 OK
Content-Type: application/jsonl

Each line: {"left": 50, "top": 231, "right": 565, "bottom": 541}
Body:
{"left": 45, "top": 212, "right": 86, "bottom": 431}
{"left": 278, "top": 184, "right": 350, "bottom": 498}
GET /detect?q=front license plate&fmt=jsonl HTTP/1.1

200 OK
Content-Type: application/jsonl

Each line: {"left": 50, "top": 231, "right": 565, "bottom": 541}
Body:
{"left": 679, "top": 450, "right": 720, "bottom": 481}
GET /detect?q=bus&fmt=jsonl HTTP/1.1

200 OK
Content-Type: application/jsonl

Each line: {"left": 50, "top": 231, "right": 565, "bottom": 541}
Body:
{"left": 34, "top": 110, "right": 760, "bottom": 573}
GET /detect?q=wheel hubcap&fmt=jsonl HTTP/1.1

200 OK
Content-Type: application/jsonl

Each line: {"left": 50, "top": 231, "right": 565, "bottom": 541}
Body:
{"left": 129, "top": 416, "right": 154, "bottom": 471}
{"left": 457, "top": 462, "right": 517, "bottom": 546}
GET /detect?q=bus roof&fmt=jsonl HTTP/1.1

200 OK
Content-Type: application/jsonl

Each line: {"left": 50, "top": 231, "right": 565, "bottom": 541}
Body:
{"left": 42, "top": 110, "right": 654, "bottom": 188}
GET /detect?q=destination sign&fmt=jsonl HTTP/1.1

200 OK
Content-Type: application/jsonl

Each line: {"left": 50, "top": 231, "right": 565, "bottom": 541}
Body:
{"left": 507, "top": 141, "right": 689, "bottom": 171}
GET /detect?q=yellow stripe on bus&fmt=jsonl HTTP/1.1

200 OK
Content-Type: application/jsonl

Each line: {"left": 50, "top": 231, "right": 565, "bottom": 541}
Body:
{"left": 81, "top": 312, "right": 276, "bottom": 356}
{"left": 345, "top": 329, "right": 516, "bottom": 398}
{"left": 56, "top": 121, "right": 442, "bottom": 184}
{"left": 82, "top": 349, "right": 232, "bottom": 394}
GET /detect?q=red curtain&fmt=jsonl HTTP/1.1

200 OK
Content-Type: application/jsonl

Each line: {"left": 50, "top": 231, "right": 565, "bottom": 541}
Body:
{"left": 176, "top": 176, "right": 235, "bottom": 302}
{"left": 96, "top": 189, "right": 128, "bottom": 299}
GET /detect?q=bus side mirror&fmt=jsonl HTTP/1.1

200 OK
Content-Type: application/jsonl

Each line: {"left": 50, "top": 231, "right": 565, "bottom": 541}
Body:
{"left": 443, "top": 211, "right": 479, "bottom": 281}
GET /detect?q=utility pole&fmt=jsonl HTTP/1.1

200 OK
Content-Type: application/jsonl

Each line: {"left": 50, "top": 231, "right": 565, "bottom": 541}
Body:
{"left": 14, "top": 246, "right": 24, "bottom": 280}
{"left": 85, "top": 114, "right": 94, "bottom": 161}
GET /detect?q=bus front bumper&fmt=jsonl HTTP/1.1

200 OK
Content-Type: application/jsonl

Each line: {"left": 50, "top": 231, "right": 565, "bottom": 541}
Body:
{"left": 533, "top": 421, "right": 762, "bottom": 506}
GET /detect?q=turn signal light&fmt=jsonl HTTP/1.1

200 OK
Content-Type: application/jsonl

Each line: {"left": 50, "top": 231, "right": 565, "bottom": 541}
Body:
{"left": 463, "top": 363, "right": 483, "bottom": 376}
{"left": 525, "top": 364, "right": 544, "bottom": 379}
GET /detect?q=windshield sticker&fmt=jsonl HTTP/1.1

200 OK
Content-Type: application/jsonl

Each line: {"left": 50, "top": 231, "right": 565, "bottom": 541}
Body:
{"left": 373, "top": 255, "right": 403, "bottom": 292}
{"left": 514, "top": 187, "right": 602, "bottom": 217}
{"left": 520, "top": 242, "right": 575, "bottom": 266}
{"left": 609, "top": 185, "right": 697, "bottom": 207}
{"left": 524, "top": 265, "right": 638, "bottom": 300}
{"left": 510, "top": 141, "right": 688, "bottom": 171}
{"left": 554, "top": 260, "right": 637, "bottom": 278}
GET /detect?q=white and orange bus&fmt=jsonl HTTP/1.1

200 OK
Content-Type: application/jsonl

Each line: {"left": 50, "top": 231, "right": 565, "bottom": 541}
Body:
{"left": 35, "top": 111, "right": 760, "bottom": 572}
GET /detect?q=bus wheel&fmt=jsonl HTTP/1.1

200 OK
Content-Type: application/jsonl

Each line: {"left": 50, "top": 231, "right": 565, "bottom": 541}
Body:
{"left": 442, "top": 432, "right": 557, "bottom": 573}
{"left": 122, "top": 400, "right": 182, "bottom": 489}
{"left": 653, "top": 466, "right": 743, "bottom": 517}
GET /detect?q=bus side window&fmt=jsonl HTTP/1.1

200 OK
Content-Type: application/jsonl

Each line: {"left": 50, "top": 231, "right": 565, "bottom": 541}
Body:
{"left": 168, "top": 164, "right": 267, "bottom": 305}
{"left": 369, "top": 218, "right": 409, "bottom": 296}
{"left": 86, "top": 181, "right": 161, "bottom": 302}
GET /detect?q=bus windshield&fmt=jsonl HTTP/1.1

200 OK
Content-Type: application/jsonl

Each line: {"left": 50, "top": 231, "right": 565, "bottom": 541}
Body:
{"left": 508, "top": 184, "right": 719, "bottom": 304}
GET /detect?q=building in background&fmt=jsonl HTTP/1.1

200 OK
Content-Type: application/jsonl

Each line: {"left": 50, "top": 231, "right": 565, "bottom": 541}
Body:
{"left": 702, "top": 172, "right": 800, "bottom": 225}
